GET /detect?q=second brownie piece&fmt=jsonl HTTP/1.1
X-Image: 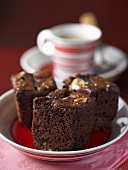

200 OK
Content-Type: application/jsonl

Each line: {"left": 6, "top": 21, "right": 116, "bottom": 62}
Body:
{"left": 63, "top": 74, "right": 120, "bottom": 131}
{"left": 11, "top": 70, "right": 57, "bottom": 128}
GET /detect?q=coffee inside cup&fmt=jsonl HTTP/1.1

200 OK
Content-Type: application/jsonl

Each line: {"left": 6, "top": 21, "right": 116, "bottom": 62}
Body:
{"left": 59, "top": 34, "right": 91, "bottom": 41}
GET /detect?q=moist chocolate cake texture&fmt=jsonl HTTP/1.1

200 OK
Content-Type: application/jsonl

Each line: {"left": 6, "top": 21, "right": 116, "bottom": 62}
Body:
{"left": 11, "top": 71, "right": 120, "bottom": 151}
{"left": 32, "top": 89, "right": 96, "bottom": 151}
{"left": 63, "top": 74, "right": 120, "bottom": 131}
{"left": 11, "top": 70, "right": 57, "bottom": 128}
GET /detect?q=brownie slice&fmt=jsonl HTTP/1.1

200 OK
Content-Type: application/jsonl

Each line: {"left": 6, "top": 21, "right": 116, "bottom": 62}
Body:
{"left": 63, "top": 74, "right": 120, "bottom": 131}
{"left": 32, "top": 89, "right": 96, "bottom": 151}
{"left": 11, "top": 70, "right": 57, "bottom": 128}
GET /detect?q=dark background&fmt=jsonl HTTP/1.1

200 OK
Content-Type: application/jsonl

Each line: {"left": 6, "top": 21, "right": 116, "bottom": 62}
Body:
{"left": 0, "top": 0, "right": 128, "bottom": 96}
{"left": 0, "top": 0, "right": 128, "bottom": 53}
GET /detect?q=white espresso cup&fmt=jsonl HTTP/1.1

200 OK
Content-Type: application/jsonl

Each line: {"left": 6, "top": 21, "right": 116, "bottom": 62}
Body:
{"left": 37, "top": 23, "right": 102, "bottom": 78}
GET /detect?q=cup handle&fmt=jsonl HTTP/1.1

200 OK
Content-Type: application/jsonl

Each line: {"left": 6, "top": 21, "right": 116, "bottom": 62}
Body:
{"left": 37, "top": 29, "right": 55, "bottom": 56}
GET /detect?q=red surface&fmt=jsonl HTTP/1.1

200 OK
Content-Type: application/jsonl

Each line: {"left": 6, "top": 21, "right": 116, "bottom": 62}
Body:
{"left": 85, "top": 128, "right": 110, "bottom": 149}
{"left": 12, "top": 119, "right": 37, "bottom": 149}
{"left": 12, "top": 119, "right": 110, "bottom": 150}
{"left": 0, "top": 47, "right": 31, "bottom": 95}
{"left": 43, "top": 64, "right": 53, "bottom": 73}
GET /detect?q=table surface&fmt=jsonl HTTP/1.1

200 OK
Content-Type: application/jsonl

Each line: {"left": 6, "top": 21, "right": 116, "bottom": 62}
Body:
{"left": 0, "top": 46, "right": 128, "bottom": 169}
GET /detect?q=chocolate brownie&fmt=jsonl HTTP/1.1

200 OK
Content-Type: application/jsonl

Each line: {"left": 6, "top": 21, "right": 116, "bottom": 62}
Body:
{"left": 11, "top": 70, "right": 57, "bottom": 128}
{"left": 63, "top": 74, "right": 120, "bottom": 131}
{"left": 32, "top": 89, "right": 96, "bottom": 151}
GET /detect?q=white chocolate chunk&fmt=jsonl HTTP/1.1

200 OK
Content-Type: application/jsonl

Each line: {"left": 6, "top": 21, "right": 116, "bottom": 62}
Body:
{"left": 69, "top": 78, "right": 86, "bottom": 90}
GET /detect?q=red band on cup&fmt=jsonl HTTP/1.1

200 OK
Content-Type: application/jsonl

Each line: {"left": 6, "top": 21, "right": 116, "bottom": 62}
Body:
{"left": 55, "top": 42, "right": 98, "bottom": 53}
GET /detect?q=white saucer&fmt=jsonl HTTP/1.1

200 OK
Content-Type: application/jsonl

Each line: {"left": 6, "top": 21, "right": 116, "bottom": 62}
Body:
{"left": 20, "top": 45, "right": 128, "bottom": 81}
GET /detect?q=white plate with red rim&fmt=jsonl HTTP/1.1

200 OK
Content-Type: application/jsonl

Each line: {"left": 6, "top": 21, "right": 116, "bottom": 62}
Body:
{"left": 20, "top": 44, "right": 128, "bottom": 82}
{"left": 0, "top": 89, "right": 128, "bottom": 163}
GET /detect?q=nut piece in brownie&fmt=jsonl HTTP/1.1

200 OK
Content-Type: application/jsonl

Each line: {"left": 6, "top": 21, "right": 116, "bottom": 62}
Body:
{"left": 11, "top": 70, "right": 57, "bottom": 128}
{"left": 32, "top": 89, "right": 96, "bottom": 151}
{"left": 63, "top": 74, "right": 120, "bottom": 131}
